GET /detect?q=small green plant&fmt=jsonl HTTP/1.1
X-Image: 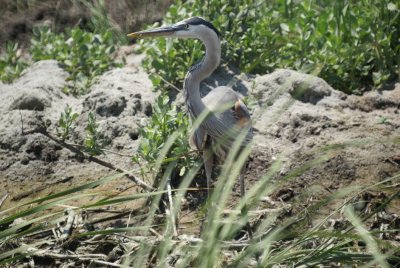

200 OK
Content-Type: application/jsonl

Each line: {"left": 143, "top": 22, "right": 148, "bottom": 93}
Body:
{"left": 141, "top": 0, "right": 399, "bottom": 93}
{"left": 0, "top": 42, "right": 29, "bottom": 83}
{"left": 30, "top": 27, "right": 123, "bottom": 95}
{"left": 84, "top": 112, "right": 108, "bottom": 156}
{"left": 377, "top": 116, "right": 391, "bottom": 125}
{"left": 57, "top": 105, "right": 78, "bottom": 141}
{"left": 132, "top": 94, "right": 196, "bottom": 179}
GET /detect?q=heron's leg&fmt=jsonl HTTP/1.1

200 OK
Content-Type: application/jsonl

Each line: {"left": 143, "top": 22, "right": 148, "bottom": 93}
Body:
{"left": 203, "top": 136, "right": 213, "bottom": 197}
{"left": 239, "top": 161, "right": 255, "bottom": 243}
{"left": 240, "top": 164, "right": 246, "bottom": 197}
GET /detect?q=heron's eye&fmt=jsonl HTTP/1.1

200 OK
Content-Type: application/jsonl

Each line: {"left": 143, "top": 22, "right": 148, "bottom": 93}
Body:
{"left": 185, "top": 23, "right": 190, "bottom": 29}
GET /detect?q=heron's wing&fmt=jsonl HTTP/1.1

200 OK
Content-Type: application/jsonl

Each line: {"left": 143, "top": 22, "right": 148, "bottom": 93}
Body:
{"left": 202, "top": 86, "right": 251, "bottom": 126}
{"left": 202, "top": 86, "right": 239, "bottom": 113}
{"left": 201, "top": 86, "right": 253, "bottom": 148}
{"left": 189, "top": 127, "right": 206, "bottom": 150}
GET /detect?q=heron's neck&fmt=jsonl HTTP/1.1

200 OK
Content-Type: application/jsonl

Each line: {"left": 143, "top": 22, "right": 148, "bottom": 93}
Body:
{"left": 184, "top": 35, "right": 221, "bottom": 118}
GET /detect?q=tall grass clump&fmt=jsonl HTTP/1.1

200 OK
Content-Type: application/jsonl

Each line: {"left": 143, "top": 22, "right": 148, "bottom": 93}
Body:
{"left": 141, "top": 0, "right": 399, "bottom": 93}
{"left": 79, "top": 0, "right": 129, "bottom": 45}
{"left": 30, "top": 26, "right": 123, "bottom": 95}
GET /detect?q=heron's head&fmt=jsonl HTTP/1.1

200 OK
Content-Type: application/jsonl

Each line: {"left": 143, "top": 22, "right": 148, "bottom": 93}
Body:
{"left": 127, "top": 17, "right": 220, "bottom": 41}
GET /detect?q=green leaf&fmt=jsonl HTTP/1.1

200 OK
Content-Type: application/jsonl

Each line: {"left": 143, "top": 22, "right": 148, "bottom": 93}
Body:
{"left": 280, "top": 23, "right": 290, "bottom": 33}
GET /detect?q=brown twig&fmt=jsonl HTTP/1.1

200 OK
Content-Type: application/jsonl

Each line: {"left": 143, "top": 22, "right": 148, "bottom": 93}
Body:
{"left": 89, "top": 260, "right": 132, "bottom": 268}
{"left": 39, "top": 252, "right": 108, "bottom": 261}
{"left": 0, "top": 192, "right": 9, "bottom": 208}
{"left": 65, "top": 142, "right": 133, "bottom": 157}
{"left": 223, "top": 207, "right": 291, "bottom": 216}
{"left": 154, "top": 73, "right": 182, "bottom": 92}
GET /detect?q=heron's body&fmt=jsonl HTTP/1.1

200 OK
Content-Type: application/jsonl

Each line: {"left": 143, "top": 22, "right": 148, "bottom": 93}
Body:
{"left": 128, "top": 17, "right": 252, "bottom": 195}
{"left": 190, "top": 86, "right": 252, "bottom": 157}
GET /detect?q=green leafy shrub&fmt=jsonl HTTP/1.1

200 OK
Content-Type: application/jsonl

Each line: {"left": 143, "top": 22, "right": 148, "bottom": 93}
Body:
{"left": 0, "top": 42, "right": 29, "bottom": 83}
{"left": 84, "top": 112, "right": 108, "bottom": 156}
{"left": 132, "top": 94, "right": 197, "bottom": 180}
{"left": 30, "top": 27, "right": 123, "bottom": 95}
{"left": 57, "top": 105, "right": 78, "bottom": 141}
{"left": 141, "top": 0, "right": 399, "bottom": 93}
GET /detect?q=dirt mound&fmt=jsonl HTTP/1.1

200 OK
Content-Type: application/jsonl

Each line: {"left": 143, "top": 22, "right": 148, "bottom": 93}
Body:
{"left": 0, "top": 54, "right": 157, "bottom": 208}
{"left": 243, "top": 69, "right": 400, "bottom": 218}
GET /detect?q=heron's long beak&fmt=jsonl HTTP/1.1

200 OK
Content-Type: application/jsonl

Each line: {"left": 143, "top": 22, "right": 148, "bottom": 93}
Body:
{"left": 127, "top": 24, "right": 186, "bottom": 38}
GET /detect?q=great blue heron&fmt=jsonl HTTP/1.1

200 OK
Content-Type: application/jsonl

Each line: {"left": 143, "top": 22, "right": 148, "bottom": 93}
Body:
{"left": 128, "top": 17, "right": 253, "bottom": 196}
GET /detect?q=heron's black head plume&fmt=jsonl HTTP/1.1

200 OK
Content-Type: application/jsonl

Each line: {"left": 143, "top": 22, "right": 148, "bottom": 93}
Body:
{"left": 185, "top": 17, "right": 221, "bottom": 38}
